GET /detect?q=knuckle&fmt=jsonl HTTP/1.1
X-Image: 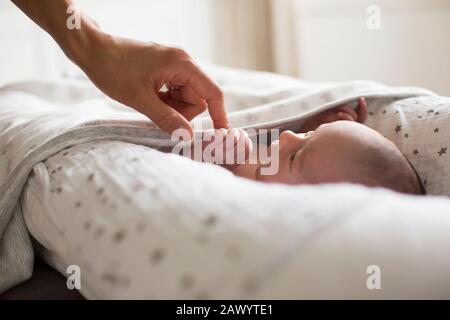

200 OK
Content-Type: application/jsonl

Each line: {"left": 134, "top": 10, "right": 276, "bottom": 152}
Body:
{"left": 170, "top": 47, "right": 189, "bottom": 59}
{"left": 181, "top": 58, "right": 196, "bottom": 70}
{"left": 213, "top": 88, "right": 224, "bottom": 101}
{"left": 198, "top": 102, "right": 207, "bottom": 112}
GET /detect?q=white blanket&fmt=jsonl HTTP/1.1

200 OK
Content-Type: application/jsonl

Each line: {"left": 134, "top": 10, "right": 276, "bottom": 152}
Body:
{"left": 21, "top": 140, "right": 450, "bottom": 299}
{"left": 0, "top": 65, "right": 449, "bottom": 297}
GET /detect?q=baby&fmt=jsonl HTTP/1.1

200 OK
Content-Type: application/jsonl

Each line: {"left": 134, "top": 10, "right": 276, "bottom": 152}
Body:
{"left": 184, "top": 98, "right": 424, "bottom": 195}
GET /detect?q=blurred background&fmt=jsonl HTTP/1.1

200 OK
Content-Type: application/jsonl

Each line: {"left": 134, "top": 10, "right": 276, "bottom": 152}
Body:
{"left": 1, "top": 0, "right": 449, "bottom": 95}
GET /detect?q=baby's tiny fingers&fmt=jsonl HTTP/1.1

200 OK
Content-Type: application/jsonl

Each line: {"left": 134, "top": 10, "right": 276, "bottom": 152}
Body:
{"left": 337, "top": 112, "right": 355, "bottom": 122}
{"left": 358, "top": 97, "right": 367, "bottom": 108}
{"left": 336, "top": 104, "right": 358, "bottom": 121}
{"left": 357, "top": 97, "right": 368, "bottom": 123}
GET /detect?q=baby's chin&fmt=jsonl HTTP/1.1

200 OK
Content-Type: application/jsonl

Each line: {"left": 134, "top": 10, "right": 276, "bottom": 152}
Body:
{"left": 254, "top": 162, "right": 296, "bottom": 184}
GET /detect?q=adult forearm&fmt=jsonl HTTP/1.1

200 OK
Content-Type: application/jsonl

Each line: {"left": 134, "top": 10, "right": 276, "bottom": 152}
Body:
{"left": 11, "top": 0, "right": 101, "bottom": 68}
{"left": 10, "top": 0, "right": 229, "bottom": 134}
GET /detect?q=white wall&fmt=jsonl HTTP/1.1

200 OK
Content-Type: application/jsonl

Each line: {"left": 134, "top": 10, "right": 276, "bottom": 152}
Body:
{"left": 0, "top": 0, "right": 215, "bottom": 84}
{"left": 1, "top": 0, "right": 450, "bottom": 97}
{"left": 296, "top": 0, "right": 450, "bottom": 96}
{"left": 0, "top": 1, "right": 63, "bottom": 83}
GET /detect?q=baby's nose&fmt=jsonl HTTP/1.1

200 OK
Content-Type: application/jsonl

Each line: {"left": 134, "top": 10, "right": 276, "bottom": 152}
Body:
{"left": 280, "top": 130, "right": 296, "bottom": 139}
{"left": 280, "top": 130, "right": 306, "bottom": 142}
{"left": 279, "top": 130, "right": 307, "bottom": 150}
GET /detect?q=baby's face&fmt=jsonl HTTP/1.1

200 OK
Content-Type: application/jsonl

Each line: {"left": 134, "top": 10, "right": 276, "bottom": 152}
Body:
{"left": 256, "top": 121, "right": 391, "bottom": 185}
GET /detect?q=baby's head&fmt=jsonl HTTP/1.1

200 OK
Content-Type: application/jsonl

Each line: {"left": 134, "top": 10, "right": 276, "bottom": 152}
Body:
{"left": 257, "top": 121, "right": 424, "bottom": 195}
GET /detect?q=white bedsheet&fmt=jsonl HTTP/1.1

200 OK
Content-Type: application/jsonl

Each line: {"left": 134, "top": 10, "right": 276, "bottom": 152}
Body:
{"left": 1, "top": 64, "right": 450, "bottom": 298}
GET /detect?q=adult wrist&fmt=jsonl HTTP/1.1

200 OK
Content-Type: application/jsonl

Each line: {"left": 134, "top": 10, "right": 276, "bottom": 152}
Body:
{"left": 59, "top": 14, "right": 107, "bottom": 71}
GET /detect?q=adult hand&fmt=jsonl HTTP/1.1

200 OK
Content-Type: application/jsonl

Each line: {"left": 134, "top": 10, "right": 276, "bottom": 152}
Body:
{"left": 12, "top": 0, "right": 229, "bottom": 137}
{"left": 79, "top": 36, "right": 229, "bottom": 137}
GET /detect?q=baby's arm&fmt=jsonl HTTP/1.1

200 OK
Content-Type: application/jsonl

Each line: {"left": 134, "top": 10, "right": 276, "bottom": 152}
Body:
{"left": 299, "top": 97, "right": 368, "bottom": 133}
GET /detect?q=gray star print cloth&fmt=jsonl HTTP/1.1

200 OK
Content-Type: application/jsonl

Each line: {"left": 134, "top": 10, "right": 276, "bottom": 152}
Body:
{"left": 0, "top": 65, "right": 442, "bottom": 295}
{"left": 364, "top": 96, "right": 450, "bottom": 196}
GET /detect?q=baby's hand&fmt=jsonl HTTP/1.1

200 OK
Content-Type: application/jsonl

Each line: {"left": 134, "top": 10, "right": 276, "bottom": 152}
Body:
{"left": 189, "top": 128, "right": 253, "bottom": 166}
{"left": 301, "top": 97, "right": 368, "bottom": 132}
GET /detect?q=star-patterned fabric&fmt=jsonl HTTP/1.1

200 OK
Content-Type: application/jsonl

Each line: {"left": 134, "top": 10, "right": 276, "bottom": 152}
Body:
{"left": 364, "top": 96, "right": 450, "bottom": 196}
